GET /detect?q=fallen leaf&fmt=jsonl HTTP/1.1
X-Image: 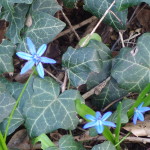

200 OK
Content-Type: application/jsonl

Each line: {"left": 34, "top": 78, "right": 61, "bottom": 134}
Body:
{"left": 123, "top": 114, "right": 150, "bottom": 137}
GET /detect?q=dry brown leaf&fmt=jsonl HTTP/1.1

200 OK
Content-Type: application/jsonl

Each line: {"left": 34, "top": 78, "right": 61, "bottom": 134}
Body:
{"left": 123, "top": 114, "right": 150, "bottom": 137}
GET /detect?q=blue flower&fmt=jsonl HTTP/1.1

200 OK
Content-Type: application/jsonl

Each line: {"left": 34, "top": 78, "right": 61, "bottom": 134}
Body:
{"left": 16, "top": 37, "right": 56, "bottom": 78}
{"left": 83, "top": 111, "right": 116, "bottom": 134}
{"left": 133, "top": 102, "right": 150, "bottom": 124}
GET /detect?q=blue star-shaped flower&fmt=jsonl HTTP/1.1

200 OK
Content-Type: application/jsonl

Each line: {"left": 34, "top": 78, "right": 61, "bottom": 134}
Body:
{"left": 83, "top": 111, "right": 116, "bottom": 134}
{"left": 16, "top": 37, "right": 56, "bottom": 78}
{"left": 133, "top": 102, "right": 150, "bottom": 124}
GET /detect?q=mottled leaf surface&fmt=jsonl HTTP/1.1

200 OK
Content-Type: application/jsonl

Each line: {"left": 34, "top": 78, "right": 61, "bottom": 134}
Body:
{"left": 31, "top": 0, "right": 61, "bottom": 16}
{"left": 108, "top": 99, "right": 134, "bottom": 123}
{"left": 24, "top": 77, "right": 84, "bottom": 137}
{"left": 112, "top": 33, "right": 150, "bottom": 92}
{"left": 3, "top": 4, "right": 29, "bottom": 44}
{"left": 116, "top": 0, "right": 150, "bottom": 11}
{"left": 62, "top": 0, "right": 78, "bottom": 8}
{"left": 84, "top": 0, "right": 127, "bottom": 30}
{"left": 89, "top": 78, "right": 128, "bottom": 109}
{"left": 17, "top": 11, "right": 65, "bottom": 52}
{"left": 62, "top": 42, "right": 103, "bottom": 87}
{"left": 92, "top": 141, "right": 116, "bottom": 150}
{"left": 0, "top": 40, "right": 15, "bottom": 74}
{"left": 8, "top": 0, "right": 33, "bottom": 4}
{"left": 59, "top": 135, "right": 85, "bottom": 150}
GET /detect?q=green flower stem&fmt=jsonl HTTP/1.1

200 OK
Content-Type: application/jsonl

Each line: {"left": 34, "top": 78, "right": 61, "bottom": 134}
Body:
{"left": 4, "top": 69, "right": 35, "bottom": 142}
{"left": 0, "top": 131, "right": 8, "bottom": 150}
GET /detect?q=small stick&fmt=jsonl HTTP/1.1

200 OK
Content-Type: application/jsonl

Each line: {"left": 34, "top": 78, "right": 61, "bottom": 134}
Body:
{"left": 82, "top": 77, "right": 111, "bottom": 99}
{"left": 44, "top": 69, "right": 63, "bottom": 84}
{"left": 61, "top": 71, "right": 68, "bottom": 92}
{"left": 54, "top": 16, "right": 97, "bottom": 40}
{"left": 60, "top": 10, "right": 80, "bottom": 41}
{"left": 80, "top": 0, "right": 116, "bottom": 47}
{"left": 119, "top": 31, "right": 125, "bottom": 47}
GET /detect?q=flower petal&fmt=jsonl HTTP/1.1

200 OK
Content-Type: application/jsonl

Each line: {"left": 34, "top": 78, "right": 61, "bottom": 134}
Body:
{"left": 95, "top": 111, "right": 101, "bottom": 119}
{"left": 83, "top": 121, "right": 97, "bottom": 129}
{"left": 102, "top": 121, "right": 116, "bottom": 128}
{"left": 137, "top": 111, "right": 144, "bottom": 122}
{"left": 139, "top": 107, "right": 150, "bottom": 113}
{"left": 36, "top": 62, "right": 44, "bottom": 78}
{"left": 20, "top": 60, "right": 35, "bottom": 74}
{"left": 137, "top": 102, "right": 144, "bottom": 109}
{"left": 40, "top": 57, "right": 56, "bottom": 64}
{"left": 95, "top": 124, "right": 104, "bottom": 134}
{"left": 101, "top": 111, "right": 112, "bottom": 121}
{"left": 85, "top": 114, "right": 96, "bottom": 121}
{"left": 37, "top": 44, "right": 47, "bottom": 56}
{"left": 26, "top": 37, "right": 36, "bottom": 55}
{"left": 16, "top": 52, "right": 32, "bottom": 60}
{"left": 133, "top": 113, "right": 138, "bottom": 124}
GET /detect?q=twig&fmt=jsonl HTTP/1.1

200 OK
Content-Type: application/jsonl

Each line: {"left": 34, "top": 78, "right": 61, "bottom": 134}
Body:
{"left": 44, "top": 69, "right": 63, "bottom": 84}
{"left": 61, "top": 71, "right": 68, "bottom": 92}
{"left": 80, "top": 0, "right": 116, "bottom": 47}
{"left": 54, "top": 16, "right": 97, "bottom": 40}
{"left": 82, "top": 77, "right": 111, "bottom": 99}
{"left": 123, "top": 33, "right": 141, "bottom": 42}
{"left": 119, "top": 31, "right": 125, "bottom": 47}
{"left": 60, "top": 10, "right": 80, "bottom": 41}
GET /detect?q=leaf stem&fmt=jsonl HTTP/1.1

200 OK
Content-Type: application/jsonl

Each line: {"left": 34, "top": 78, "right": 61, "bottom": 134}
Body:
{"left": 4, "top": 69, "right": 35, "bottom": 142}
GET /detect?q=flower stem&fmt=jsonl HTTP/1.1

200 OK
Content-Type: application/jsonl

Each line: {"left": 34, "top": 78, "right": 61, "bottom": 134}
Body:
{"left": 4, "top": 69, "right": 35, "bottom": 142}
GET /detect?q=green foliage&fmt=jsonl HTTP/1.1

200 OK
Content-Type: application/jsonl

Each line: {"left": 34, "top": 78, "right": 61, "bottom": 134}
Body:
{"left": 112, "top": 33, "right": 150, "bottom": 92}
{"left": 62, "top": 0, "right": 78, "bottom": 8}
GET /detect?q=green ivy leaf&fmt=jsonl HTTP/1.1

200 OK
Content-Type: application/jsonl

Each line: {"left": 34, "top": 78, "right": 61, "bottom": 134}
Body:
{"left": 89, "top": 78, "right": 128, "bottom": 109}
{"left": 62, "top": 0, "right": 78, "bottom": 8}
{"left": 108, "top": 99, "right": 134, "bottom": 123}
{"left": 17, "top": 11, "right": 66, "bottom": 52}
{"left": 0, "top": 0, "right": 14, "bottom": 11}
{"left": 8, "top": 0, "right": 33, "bottom": 4}
{"left": 92, "top": 141, "right": 116, "bottom": 150}
{"left": 0, "top": 40, "right": 15, "bottom": 74}
{"left": 111, "top": 33, "right": 150, "bottom": 92}
{"left": 116, "top": 0, "right": 150, "bottom": 11}
{"left": 62, "top": 42, "right": 103, "bottom": 87}
{"left": 31, "top": 0, "right": 61, "bottom": 16}
{"left": 83, "top": 0, "right": 127, "bottom": 30}
{"left": 3, "top": 4, "right": 29, "bottom": 44}
{"left": 24, "top": 77, "right": 84, "bottom": 137}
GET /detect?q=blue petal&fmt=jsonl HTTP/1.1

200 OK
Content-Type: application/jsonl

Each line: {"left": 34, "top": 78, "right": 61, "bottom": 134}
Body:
{"left": 102, "top": 121, "right": 116, "bottom": 128}
{"left": 36, "top": 62, "right": 44, "bottom": 78}
{"left": 20, "top": 60, "right": 35, "bottom": 74}
{"left": 101, "top": 111, "right": 112, "bottom": 121}
{"left": 95, "top": 111, "right": 101, "bottom": 119}
{"left": 40, "top": 57, "right": 56, "bottom": 64}
{"left": 137, "top": 111, "right": 144, "bottom": 121}
{"left": 83, "top": 121, "right": 97, "bottom": 129}
{"left": 16, "top": 52, "right": 32, "bottom": 60}
{"left": 133, "top": 113, "right": 138, "bottom": 124}
{"left": 26, "top": 37, "right": 36, "bottom": 55}
{"left": 37, "top": 44, "right": 47, "bottom": 56}
{"left": 95, "top": 124, "right": 104, "bottom": 134}
{"left": 137, "top": 102, "right": 144, "bottom": 109}
{"left": 139, "top": 107, "right": 150, "bottom": 113}
{"left": 85, "top": 114, "right": 96, "bottom": 121}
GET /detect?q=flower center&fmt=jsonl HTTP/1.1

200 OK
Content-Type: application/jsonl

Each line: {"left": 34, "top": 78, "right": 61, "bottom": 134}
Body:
{"left": 32, "top": 54, "right": 40, "bottom": 63}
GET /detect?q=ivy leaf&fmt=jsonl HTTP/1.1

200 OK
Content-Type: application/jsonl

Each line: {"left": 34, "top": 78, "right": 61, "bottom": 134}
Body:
{"left": 31, "top": 0, "right": 61, "bottom": 16}
{"left": 8, "top": 0, "right": 33, "bottom": 4}
{"left": 108, "top": 99, "right": 135, "bottom": 124}
{"left": 92, "top": 141, "right": 116, "bottom": 150}
{"left": 83, "top": 0, "right": 127, "bottom": 30}
{"left": 62, "top": 42, "right": 103, "bottom": 87}
{"left": 62, "top": 0, "right": 78, "bottom": 8}
{"left": 116, "top": 0, "right": 150, "bottom": 11}
{"left": 24, "top": 77, "right": 84, "bottom": 137}
{"left": 111, "top": 33, "right": 150, "bottom": 92}
{"left": 17, "top": 11, "right": 66, "bottom": 52}
{"left": 89, "top": 78, "right": 128, "bottom": 109}
{"left": 3, "top": 4, "right": 29, "bottom": 44}
{"left": 0, "top": 0, "right": 14, "bottom": 11}
{"left": 0, "top": 40, "right": 15, "bottom": 74}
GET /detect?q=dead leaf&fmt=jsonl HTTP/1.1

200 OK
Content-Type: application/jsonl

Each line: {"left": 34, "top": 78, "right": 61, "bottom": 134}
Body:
{"left": 123, "top": 114, "right": 150, "bottom": 137}
{"left": 0, "top": 20, "right": 8, "bottom": 43}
